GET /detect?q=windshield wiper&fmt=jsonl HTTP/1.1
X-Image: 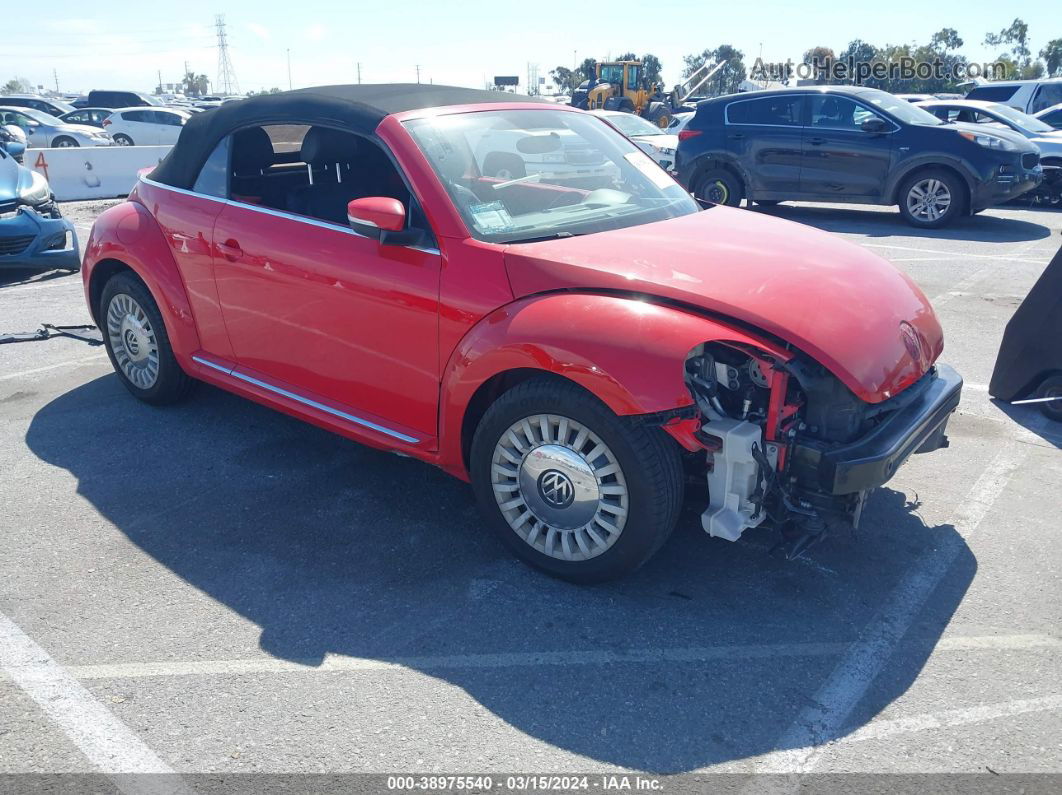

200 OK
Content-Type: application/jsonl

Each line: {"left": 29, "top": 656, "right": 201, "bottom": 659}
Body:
{"left": 502, "top": 231, "right": 581, "bottom": 244}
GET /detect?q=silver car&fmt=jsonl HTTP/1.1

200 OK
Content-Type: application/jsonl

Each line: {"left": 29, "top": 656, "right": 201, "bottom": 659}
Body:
{"left": 0, "top": 106, "right": 114, "bottom": 148}
{"left": 916, "top": 99, "right": 1062, "bottom": 161}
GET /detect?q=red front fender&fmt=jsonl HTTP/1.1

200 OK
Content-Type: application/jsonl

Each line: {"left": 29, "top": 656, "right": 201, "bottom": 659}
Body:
{"left": 82, "top": 199, "right": 200, "bottom": 368}
{"left": 437, "top": 292, "right": 790, "bottom": 479}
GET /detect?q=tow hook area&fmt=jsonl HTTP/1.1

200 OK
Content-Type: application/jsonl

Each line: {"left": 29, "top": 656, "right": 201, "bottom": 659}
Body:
{"left": 701, "top": 418, "right": 777, "bottom": 541}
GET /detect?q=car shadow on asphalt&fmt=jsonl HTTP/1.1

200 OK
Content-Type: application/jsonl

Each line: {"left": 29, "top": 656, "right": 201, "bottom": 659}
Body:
{"left": 991, "top": 399, "right": 1062, "bottom": 449}
{"left": 749, "top": 203, "right": 1053, "bottom": 243}
{"left": 0, "top": 267, "right": 76, "bottom": 288}
{"left": 25, "top": 375, "right": 976, "bottom": 773}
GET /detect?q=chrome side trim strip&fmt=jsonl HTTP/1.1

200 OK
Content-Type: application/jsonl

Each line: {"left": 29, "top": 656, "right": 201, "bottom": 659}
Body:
{"left": 139, "top": 176, "right": 228, "bottom": 204}
{"left": 191, "top": 355, "right": 420, "bottom": 444}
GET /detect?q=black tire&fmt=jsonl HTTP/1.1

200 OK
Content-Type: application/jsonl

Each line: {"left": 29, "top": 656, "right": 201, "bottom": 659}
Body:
{"left": 646, "top": 103, "right": 672, "bottom": 129}
{"left": 695, "top": 168, "right": 744, "bottom": 207}
{"left": 482, "top": 152, "right": 526, "bottom": 180}
{"left": 470, "top": 378, "right": 684, "bottom": 583}
{"left": 52, "top": 136, "right": 79, "bottom": 148}
{"left": 113, "top": 134, "right": 134, "bottom": 146}
{"left": 898, "top": 168, "right": 964, "bottom": 228}
{"left": 100, "top": 271, "right": 196, "bottom": 405}
{"left": 1035, "top": 375, "right": 1062, "bottom": 423}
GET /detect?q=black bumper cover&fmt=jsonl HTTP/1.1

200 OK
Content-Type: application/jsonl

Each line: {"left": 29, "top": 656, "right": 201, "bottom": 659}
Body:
{"left": 793, "top": 364, "right": 963, "bottom": 495}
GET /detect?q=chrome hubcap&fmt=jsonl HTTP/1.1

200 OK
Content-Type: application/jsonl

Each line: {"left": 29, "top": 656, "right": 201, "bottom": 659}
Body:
{"left": 106, "top": 293, "right": 159, "bottom": 389}
{"left": 491, "top": 414, "right": 628, "bottom": 561}
{"left": 907, "top": 178, "right": 952, "bottom": 221}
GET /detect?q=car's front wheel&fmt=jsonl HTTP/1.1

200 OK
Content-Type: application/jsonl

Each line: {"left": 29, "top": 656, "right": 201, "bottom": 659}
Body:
{"left": 100, "top": 272, "right": 196, "bottom": 405}
{"left": 899, "top": 169, "right": 963, "bottom": 228}
{"left": 471, "top": 378, "right": 683, "bottom": 583}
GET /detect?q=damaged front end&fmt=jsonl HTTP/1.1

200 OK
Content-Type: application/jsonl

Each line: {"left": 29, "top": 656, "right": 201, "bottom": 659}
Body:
{"left": 683, "top": 342, "right": 962, "bottom": 558}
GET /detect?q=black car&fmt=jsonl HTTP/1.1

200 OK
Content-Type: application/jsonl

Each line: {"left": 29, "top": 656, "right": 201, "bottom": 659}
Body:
{"left": 675, "top": 86, "right": 1043, "bottom": 227}
{"left": 75, "top": 90, "right": 158, "bottom": 109}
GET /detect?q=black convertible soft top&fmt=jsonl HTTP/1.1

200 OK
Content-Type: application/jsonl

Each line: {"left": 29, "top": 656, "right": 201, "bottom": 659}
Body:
{"left": 149, "top": 83, "right": 544, "bottom": 190}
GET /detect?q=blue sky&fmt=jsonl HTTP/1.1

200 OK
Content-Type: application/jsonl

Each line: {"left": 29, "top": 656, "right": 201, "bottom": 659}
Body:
{"left": 4, "top": 1, "right": 1059, "bottom": 95}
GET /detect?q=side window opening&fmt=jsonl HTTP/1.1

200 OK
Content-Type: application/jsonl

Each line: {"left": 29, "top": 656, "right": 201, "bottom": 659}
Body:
{"left": 220, "top": 123, "right": 434, "bottom": 243}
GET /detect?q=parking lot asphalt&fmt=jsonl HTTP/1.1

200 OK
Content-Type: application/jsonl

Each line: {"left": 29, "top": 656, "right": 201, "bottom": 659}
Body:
{"left": 0, "top": 200, "right": 1059, "bottom": 787}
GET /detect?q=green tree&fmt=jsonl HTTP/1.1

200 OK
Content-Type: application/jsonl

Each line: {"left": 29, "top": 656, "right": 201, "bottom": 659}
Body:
{"left": 985, "top": 18, "right": 1032, "bottom": 70}
{"left": 578, "top": 57, "right": 598, "bottom": 84}
{"left": 803, "top": 46, "right": 836, "bottom": 84}
{"left": 641, "top": 53, "right": 664, "bottom": 88}
{"left": 837, "top": 39, "right": 878, "bottom": 86}
{"left": 1042, "top": 39, "right": 1062, "bottom": 77}
{"left": 181, "top": 71, "right": 210, "bottom": 97}
{"left": 682, "top": 45, "right": 746, "bottom": 96}
{"left": 549, "top": 66, "right": 577, "bottom": 92}
{"left": 930, "top": 28, "right": 963, "bottom": 52}
{"left": 2, "top": 77, "right": 33, "bottom": 94}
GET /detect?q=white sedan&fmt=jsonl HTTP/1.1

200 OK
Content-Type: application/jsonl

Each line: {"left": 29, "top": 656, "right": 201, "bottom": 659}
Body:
{"left": 102, "top": 107, "right": 191, "bottom": 146}
{"left": 587, "top": 109, "right": 679, "bottom": 171}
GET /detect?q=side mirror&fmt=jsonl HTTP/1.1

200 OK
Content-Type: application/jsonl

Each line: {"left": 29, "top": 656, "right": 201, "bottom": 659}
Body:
{"left": 861, "top": 117, "right": 889, "bottom": 133}
{"left": 347, "top": 197, "right": 423, "bottom": 247}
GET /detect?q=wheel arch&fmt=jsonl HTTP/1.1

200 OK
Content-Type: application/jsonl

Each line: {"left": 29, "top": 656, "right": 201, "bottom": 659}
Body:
{"left": 688, "top": 154, "right": 749, "bottom": 196}
{"left": 888, "top": 160, "right": 974, "bottom": 212}
{"left": 438, "top": 292, "right": 786, "bottom": 479}
{"left": 82, "top": 200, "right": 200, "bottom": 363}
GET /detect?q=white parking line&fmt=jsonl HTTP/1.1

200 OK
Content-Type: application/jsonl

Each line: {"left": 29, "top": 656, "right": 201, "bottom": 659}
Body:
{"left": 47, "top": 633, "right": 1060, "bottom": 682}
{"left": 0, "top": 353, "right": 108, "bottom": 381}
{"left": 746, "top": 442, "right": 1028, "bottom": 780}
{"left": 0, "top": 612, "right": 189, "bottom": 794}
{"left": 838, "top": 694, "right": 1062, "bottom": 747}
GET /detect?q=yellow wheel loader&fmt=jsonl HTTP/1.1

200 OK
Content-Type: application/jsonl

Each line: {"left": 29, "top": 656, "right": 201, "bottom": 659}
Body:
{"left": 571, "top": 59, "right": 725, "bottom": 128}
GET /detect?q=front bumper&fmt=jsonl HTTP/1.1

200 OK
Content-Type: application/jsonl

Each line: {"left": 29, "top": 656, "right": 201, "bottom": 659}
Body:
{"left": 0, "top": 204, "right": 80, "bottom": 270}
{"left": 971, "top": 157, "right": 1043, "bottom": 210}
{"left": 792, "top": 363, "right": 963, "bottom": 495}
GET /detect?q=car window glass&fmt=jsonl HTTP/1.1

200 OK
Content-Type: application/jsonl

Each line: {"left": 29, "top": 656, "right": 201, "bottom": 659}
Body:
{"left": 809, "top": 95, "right": 883, "bottom": 130}
{"left": 227, "top": 124, "right": 433, "bottom": 241}
{"left": 726, "top": 96, "right": 802, "bottom": 126}
{"left": 125, "top": 110, "right": 147, "bottom": 123}
{"left": 405, "top": 108, "right": 697, "bottom": 244}
{"left": 1032, "top": 84, "right": 1062, "bottom": 113}
{"left": 192, "top": 136, "right": 230, "bottom": 198}
{"left": 965, "top": 86, "right": 1018, "bottom": 103}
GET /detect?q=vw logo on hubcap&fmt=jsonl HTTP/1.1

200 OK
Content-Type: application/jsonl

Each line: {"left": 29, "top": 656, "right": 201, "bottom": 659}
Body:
{"left": 538, "top": 469, "right": 575, "bottom": 509}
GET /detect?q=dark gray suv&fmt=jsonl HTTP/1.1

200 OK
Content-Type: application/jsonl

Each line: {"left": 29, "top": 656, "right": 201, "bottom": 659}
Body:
{"left": 674, "top": 86, "right": 1043, "bottom": 227}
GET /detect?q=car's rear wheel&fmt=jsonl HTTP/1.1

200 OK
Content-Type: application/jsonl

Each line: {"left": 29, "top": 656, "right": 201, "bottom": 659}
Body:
{"left": 100, "top": 272, "right": 196, "bottom": 405}
{"left": 470, "top": 378, "right": 683, "bottom": 583}
{"left": 482, "top": 153, "right": 526, "bottom": 181}
{"left": 52, "top": 136, "right": 79, "bottom": 148}
{"left": 113, "top": 134, "right": 134, "bottom": 146}
{"left": 1035, "top": 375, "right": 1062, "bottom": 423}
{"left": 696, "top": 168, "right": 744, "bottom": 207}
{"left": 899, "top": 169, "right": 963, "bottom": 228}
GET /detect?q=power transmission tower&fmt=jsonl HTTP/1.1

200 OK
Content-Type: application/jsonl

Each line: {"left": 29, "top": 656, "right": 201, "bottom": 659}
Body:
{"left": 215, "top": 14, "right": 240, "bottom": 95}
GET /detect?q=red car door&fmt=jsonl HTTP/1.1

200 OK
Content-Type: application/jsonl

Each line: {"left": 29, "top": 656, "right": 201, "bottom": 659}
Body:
{"left": 211, "top": 203, "right": 442, "bottom": 439}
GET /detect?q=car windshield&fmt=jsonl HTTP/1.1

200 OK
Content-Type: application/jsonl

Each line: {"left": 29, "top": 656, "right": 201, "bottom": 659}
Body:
{"left": 860, "top": 90, "right": 944, "bottom": 125}
{"left": 602, "top": 112, "right": 666, "bottom": 137}
{"left": 404, "top": 109, "right": 698, "bottom": 244}
{"left": 985, "top": 103, "right": 1054, "bottom": 133}
{"left": 12, "top": 107, "right": 63, "bottom": 125}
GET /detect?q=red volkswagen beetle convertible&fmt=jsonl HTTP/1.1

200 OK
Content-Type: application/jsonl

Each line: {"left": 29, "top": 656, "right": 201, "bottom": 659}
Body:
{"left": 83, "top": 85, "right": 962, "bottom": 581}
